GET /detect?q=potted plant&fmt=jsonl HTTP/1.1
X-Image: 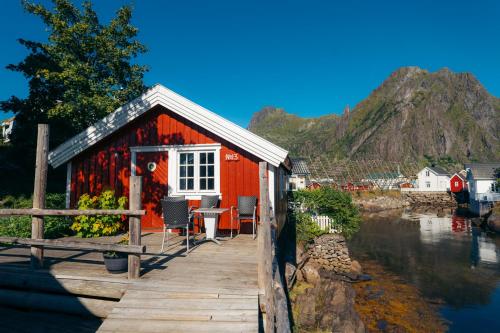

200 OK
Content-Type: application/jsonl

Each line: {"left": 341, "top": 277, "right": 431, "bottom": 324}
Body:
{"left": 103, "top": 235, "right": 128, "bottom": 273}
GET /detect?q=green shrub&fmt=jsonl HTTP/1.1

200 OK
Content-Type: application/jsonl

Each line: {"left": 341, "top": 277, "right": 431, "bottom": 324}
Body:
{"left": 292, "top": 187, "right": 361, "bottom": 238}
{"left": 293, "top": 212, "right": 325, "bottom": 244}
{"left": 0, "top": 193, "right": 70, "bottom": 239}
{"left": 71, "top": 190, "right": 127, "bottom": 238}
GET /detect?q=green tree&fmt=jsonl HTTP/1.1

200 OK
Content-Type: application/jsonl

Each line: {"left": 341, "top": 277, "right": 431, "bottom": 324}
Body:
{"left": 1, "top": 0, "right": 148, "bottom": 150}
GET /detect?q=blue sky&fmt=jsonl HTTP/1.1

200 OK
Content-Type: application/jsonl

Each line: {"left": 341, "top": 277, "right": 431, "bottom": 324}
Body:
{"left": 1, "top": 0, "right": 499, "bottom": 127}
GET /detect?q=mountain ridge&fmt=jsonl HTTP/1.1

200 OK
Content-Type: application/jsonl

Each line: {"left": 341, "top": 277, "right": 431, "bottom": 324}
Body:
{"left": 248, "top": 67, "right": 500, "bottom": 163}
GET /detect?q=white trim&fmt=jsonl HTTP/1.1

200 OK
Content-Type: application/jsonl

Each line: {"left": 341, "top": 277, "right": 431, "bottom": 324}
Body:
{"left": 132, "top": 144, "right": 222, "bottom": 200}
{"left": 65, "top": 162, "right": 72, "bottom": 209}
{"left": 48, "top": 84, "right": 288, "bottom": 168}
{"left": 268, "top": 165, "right": 276, "bottom": 214}
{"left": 130, "top": 143, "right": 221, "bottom": 153}
{"left": 131, "top": 151, "right": 137, "bottom": 176}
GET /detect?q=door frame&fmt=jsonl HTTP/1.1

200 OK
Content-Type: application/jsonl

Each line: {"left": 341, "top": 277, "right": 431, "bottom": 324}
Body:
{"left": 130, "top": 144, "right": 222, "bottom": 200}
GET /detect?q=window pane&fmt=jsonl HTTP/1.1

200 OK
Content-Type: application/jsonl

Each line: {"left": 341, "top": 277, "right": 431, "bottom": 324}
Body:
{"left": 200, "top": 166, "right": 206, "bottom": 177}
{"left": 208, "top": 179, "right": 214, "bottom": 190}
{"left": 180, "top": 179, "right": 186, "bottom": 190}
{"left": 208, "top": 166, "right": 214, "bottom": 177}
{"left": 188, "top": 166, "right": 194, "bottom": 177}
{"left": 200, "top": 179, "right": 206, "bottom": 190}
{"left": 187, "top": 153, "right": 194, "bottom": 164}
{"left": 200, "top": 153, "right": 206, "bottom": 164}
{"left": 180, "top": 153, "right": 186, "bottom": 164}
{"left": 180, "top": 166, "right": 186, "bottom": 177}
{"left": 208, "top": 152, "right": 214, "bottom": 164}
{"left": 188, "top": 179, "right": 194, "bottom": 190}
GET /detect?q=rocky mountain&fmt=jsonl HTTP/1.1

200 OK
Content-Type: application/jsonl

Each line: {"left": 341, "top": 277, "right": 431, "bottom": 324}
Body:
{"left": 249, "top": 67, "right": 500, "bottom": 163}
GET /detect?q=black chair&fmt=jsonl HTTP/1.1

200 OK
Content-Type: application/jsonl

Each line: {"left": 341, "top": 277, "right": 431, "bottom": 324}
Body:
{"left": 160, "top": 199, "right": 194, "bottom": 253}
{"left": 194, "top": 195, "right": 220, "bottom": 232}
{"left": 231, "top": 196, "right": 257, "bottom": 239}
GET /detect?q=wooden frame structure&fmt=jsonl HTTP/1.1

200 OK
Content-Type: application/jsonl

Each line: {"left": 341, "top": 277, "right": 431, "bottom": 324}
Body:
{"left": 0, "top": 124, "right": 146, "bottom": 279}
{"left": 257, "top": 161, "right": 291, "bottom": 332}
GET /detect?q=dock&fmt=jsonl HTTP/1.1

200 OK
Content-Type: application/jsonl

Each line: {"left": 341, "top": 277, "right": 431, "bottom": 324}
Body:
{"left": 0, "top": 233, "right": 259, "bottom": 333}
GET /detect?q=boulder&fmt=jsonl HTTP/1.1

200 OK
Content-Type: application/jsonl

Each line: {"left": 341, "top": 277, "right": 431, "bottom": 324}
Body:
{"left": 301, "top": 263, "right": 321, "bottom": 285}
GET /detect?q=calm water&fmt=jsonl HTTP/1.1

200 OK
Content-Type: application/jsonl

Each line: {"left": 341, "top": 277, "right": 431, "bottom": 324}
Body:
{"left": 348, "top": 209, "right": 500, "bottom": 333}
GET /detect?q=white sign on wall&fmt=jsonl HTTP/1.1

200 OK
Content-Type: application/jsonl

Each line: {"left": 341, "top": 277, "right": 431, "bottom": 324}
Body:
{"left": 225, "top": 153, "right": 239, "bottom": 161}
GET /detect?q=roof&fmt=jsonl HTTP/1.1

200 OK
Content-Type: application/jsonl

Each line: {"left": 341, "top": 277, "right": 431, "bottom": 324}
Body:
{"left": 451, "top": 173, "right": 466, "bottom": 181}
{"left": 48, "top": 84, "right": 289, "bottom": 168}
{"left": 290, "top": 158, "right": 310, "bottom": 175}
{"left": 426, "top": 166, "right": 450, "bottom": 176}
{"left": 464, "top": 163, "right": 500, "bottom": 180}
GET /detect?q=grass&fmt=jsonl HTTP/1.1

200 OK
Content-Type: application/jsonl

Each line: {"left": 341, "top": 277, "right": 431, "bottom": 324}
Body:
{"left": 0, "top": 193, "right": 72, "bottom": 239}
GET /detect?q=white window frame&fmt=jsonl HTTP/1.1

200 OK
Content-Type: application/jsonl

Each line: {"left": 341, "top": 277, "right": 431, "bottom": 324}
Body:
{"left": 130, "top": 144, "right": 221, "bottom": 200}
{"left": 425, "top": 170, "right": 430, "bottom": 177}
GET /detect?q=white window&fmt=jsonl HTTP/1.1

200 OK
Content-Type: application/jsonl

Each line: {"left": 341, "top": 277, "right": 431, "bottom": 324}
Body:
{"left": 179, "top": 152, "right": 195, "bottom": 191}
{"left": 199, "top": 152, "right": 215, "bottom": 190}
{"left": 454, "top": 181, "right": 459, "bottom": 187}
{"left": 425, "top": 170, "right": 430, "bottom": 177}
{"left": 176, "top": 150, "right": 218, "bottom": 194}
{"left": 426, "top": 181, "right": 431, "bottom": 188}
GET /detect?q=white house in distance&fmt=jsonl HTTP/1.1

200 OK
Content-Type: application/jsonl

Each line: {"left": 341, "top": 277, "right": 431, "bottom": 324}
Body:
{"left": 1, "top": 116, "right": 14, "bottom": 143}
{"left": 416, "top": 166, "right": 451, "bottom": 191}
{"left": 289, "top": 158, "right": 310, "bottom": 191}
{"left": 465, "top": 163, "right": 500, "bottom": 215}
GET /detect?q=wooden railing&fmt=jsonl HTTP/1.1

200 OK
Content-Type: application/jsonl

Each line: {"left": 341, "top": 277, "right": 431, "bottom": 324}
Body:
{"left": 0, "top": 124, "right": 146, "bottom": 279}
{"left": 258, "top": 161, "right": 291, "bottom": 332}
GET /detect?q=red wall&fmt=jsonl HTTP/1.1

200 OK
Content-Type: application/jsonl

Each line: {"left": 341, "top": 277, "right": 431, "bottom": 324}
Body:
{"left": 69, "top": 105, "right": 262, "bottom": 232}
{"left": 450, "top": 175, "right": 465, "bottom": 193}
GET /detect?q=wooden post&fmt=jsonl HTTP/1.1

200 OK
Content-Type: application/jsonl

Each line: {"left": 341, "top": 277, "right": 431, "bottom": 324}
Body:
{"left": 258, "top": 161, "right": 275, "bottom": 332}
{"left": 31, "top": 124, "right": 49, "bottom": 269}
{"left": 128, "top": 176, "right": 142, "bottom": 279}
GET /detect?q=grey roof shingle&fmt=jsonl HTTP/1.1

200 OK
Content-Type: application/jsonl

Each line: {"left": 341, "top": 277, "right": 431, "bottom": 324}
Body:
{"left": 290, "top": 158, "right": 310, "bottom": 175}
{"left": 427, "top": 166, "right": 450, "bottom": 176}
{"left": 464, "top": 163, "right": 500, "bottom": 180}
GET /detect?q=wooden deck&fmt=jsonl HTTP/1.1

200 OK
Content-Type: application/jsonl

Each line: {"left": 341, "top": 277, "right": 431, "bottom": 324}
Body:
{"left": 0, "top": 233, "right": 259, "bottom": 333}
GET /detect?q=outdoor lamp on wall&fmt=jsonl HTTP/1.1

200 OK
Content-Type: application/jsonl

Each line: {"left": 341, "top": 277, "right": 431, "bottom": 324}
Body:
{"left": 147, "top": 162, "right": 157, "bottom": 172}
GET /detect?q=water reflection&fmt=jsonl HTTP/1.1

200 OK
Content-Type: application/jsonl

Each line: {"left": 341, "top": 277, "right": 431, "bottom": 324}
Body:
{"left": 348, "top": 209, "right": 500, "bottom": 311}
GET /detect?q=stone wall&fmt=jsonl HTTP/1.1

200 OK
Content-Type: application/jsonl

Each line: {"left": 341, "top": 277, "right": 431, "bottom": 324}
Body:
{"left": 401, "top": 191, "right": 456, "bottom": 208}
{"left": 354, "top": 196, "right": 409, "bottom": 212}
{"left": 307, "top": 234, "right": 352, "bottom": 274}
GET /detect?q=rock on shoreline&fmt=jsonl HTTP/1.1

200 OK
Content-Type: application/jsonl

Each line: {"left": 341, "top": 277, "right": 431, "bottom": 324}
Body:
{"left": 290, "top": 234, "right": 366, "bottom": 333}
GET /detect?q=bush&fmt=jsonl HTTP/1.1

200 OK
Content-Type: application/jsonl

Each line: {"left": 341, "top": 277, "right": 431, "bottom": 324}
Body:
{"left": 71, "top": 190, "right": 127, "bottom": 238}
{"left": 293, "top": 212, "right": 325, "bottom": 244}
{"left": 292, "top": 187, "right": 361, "bottom": 238}
{"left": 0, "top": 193, "right": 71, "bottom": 239}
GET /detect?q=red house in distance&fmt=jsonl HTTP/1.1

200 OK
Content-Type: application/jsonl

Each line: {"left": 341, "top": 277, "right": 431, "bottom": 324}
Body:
{"left": 48, "top": 84, "right": 291, "bottom": 233}
{"left": 450, "top": 172, "right": 467, "bottom": 193}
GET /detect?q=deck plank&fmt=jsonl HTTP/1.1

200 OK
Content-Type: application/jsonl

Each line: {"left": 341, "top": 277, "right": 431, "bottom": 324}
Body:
{"left": 0, "top": 233, "right": 260, "bottom": 332}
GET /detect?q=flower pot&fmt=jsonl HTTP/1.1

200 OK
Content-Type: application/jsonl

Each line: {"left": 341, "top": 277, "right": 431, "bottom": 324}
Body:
{"left": 103, "top": 253, "right": 128, "bottom": 273}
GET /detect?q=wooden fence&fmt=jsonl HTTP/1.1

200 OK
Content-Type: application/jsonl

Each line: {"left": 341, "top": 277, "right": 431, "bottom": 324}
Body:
{"left": 312, "top": 215, "right": 340, "bottom": 233}
{"left": 0, "top": 124, "right": 146, "bottom": 279}
{"left": 257, "top": 161, "right": 291, "bottom": 333}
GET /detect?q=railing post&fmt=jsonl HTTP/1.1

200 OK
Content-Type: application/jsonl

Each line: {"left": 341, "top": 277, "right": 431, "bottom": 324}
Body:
{"left": 31, "top": 124, "right": 49, "bottom": 269}
{"left": 258, "top": 161, "right": 275, "bottom": 332}
{"left": 128, "top": 176, "right": 142, "bottom": 279}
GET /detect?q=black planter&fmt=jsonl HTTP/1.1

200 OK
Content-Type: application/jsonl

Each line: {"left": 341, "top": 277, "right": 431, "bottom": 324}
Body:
{"left": 103, "top": 253, "right": 128, "bottom": 273}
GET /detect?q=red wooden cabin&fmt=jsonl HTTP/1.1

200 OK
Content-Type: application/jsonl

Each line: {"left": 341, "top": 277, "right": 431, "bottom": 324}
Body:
{"left": 450, "top": 173, "right": 467, "bottom": 193}
{"left": 48, "top": 85, "right": 291, "bottom": 234}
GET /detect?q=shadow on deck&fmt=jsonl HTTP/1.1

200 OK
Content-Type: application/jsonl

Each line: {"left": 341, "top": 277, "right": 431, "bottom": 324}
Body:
{"left": 0, "top": 233, "right": 259, "bottom": 333}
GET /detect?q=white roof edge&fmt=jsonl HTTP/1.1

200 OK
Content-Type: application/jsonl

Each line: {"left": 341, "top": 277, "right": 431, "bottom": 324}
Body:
{"left": 48, "top": 84, "right": 289, "bottom": 168}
